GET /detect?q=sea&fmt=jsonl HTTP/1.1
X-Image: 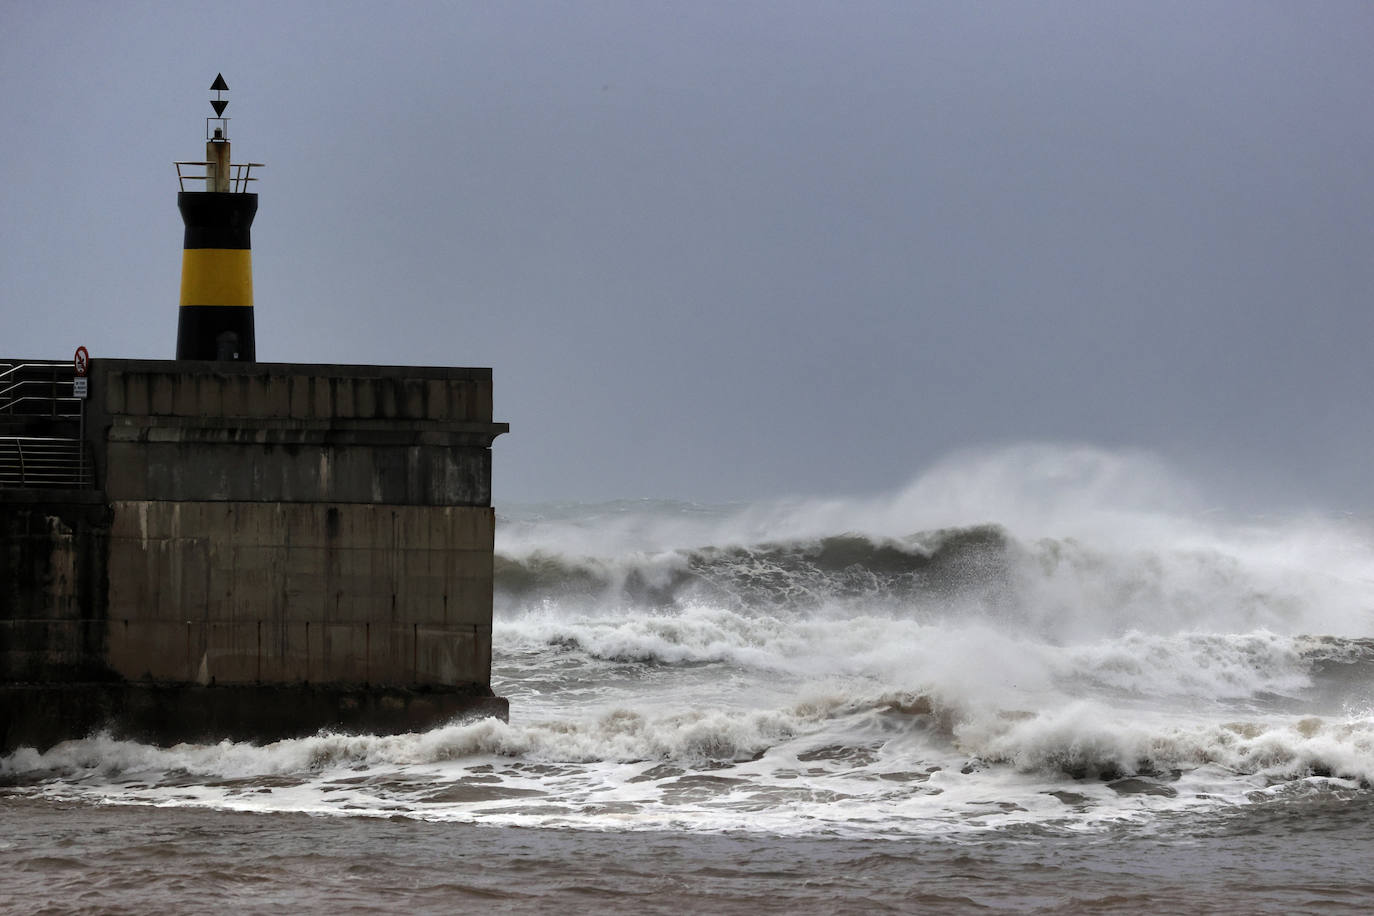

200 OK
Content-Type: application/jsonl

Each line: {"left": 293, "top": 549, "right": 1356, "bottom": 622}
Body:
{"left": 2, "top": 446, "right": 1372, "bottom": 913}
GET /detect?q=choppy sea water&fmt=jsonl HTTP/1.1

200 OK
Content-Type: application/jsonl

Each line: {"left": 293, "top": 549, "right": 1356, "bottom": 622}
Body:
{"left": 3, "top": 447, "right": 1374, "bottom": 912}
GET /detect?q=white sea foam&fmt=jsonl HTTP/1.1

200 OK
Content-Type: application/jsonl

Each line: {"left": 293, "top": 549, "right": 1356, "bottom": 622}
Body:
{"left": 8, "top": 690, "right": 1369, "bottom": 837}
{"left": 6, "top": 444, "right": 1373, "bottom": 837}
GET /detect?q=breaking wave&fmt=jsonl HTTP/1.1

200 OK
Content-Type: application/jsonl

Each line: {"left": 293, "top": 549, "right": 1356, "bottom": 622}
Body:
{"left": 6, "top": 444, "right": 1373, "bottom": 837}
{"left": 495, "top": 524, "right": 1013, "bottom": 611}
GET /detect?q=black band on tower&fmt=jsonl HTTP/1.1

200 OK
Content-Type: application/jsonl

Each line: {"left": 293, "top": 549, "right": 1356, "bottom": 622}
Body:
{"left": 178, "top": 192, "right": 257, "bottom": 249}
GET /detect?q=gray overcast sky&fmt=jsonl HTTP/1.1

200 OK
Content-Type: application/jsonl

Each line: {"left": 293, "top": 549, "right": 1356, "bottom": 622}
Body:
{"left": 3, "top": 1, "right": 1372, "bottom": 507}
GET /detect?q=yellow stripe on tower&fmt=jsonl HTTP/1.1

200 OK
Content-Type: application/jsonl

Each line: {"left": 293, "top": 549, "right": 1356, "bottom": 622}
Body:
{"left": 179, "top": 249, "right": 255, "bottom": 307}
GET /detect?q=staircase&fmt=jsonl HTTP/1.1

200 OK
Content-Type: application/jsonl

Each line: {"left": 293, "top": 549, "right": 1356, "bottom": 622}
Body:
{"left": 0, "top": 361, "right": 94, "bottom": 489}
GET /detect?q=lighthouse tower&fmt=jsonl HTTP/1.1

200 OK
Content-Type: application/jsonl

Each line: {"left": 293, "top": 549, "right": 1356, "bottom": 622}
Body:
{"left": 174, "top": 74, "right": 263, "bottom": 361}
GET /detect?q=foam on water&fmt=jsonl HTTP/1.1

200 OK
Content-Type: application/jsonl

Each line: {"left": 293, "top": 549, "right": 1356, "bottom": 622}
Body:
{"left": 4, "top": 444, "right": 1373, "bottom": 838}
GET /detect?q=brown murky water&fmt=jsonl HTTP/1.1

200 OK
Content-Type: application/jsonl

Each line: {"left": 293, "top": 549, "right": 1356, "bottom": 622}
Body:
{"left": 3, "top": 792, "right": 1372, "bottom": 914}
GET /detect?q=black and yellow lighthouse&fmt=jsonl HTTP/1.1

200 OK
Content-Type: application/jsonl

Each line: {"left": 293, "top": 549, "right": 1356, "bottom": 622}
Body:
{"left": 175, "top": 74, "right": 262, "bottom": 361}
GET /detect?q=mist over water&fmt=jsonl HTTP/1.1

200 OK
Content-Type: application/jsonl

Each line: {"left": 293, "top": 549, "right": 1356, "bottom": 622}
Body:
{"left": 5, "top": 445, "right": 1374, "bottom": 850}
{"left": 483, "top": 447, "right": 1374, "bottom": 818}
{"left": 500, "top": 443, "right": 1374, "bottom": 642}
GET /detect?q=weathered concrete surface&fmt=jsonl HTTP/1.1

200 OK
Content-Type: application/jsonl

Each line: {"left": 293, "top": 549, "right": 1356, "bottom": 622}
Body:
{"left": 105, "top": 501, "right": 495, "bottom": 686}
{"left": 1, "top": 359, "right": 508, "bottom": 752}
{"left": 0, "top": 491, "right": 114, "bottom": 682}
{"left": 90, "top": 359, "right": 506, "bottom": 506}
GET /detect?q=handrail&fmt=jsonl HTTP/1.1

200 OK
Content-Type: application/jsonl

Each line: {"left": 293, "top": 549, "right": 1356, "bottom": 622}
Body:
{"left": 0, "top": 361, "right": 74, "bottom": 378}
{"left": 0, "top": 361, "right": 92, "bottom": 488}
{"left": 0, "top": 436, "right": 94, "bottom": 489}
{"left": 0, "top": 396, "right": 82, "bottom": 416}
{"left": 174, "top": 160, "right": 266, "bottom": 193}
{"left": 0, "top": 381, "right": 74, "bottom": 401}
{"left": 0, "top": 362, "right": 79, "bottom": 418}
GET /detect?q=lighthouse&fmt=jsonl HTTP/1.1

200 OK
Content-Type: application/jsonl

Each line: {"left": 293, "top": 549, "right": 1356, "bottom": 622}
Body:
{"left": 174, "top": 74, "right": 263, "bottom": 361}
{"left": 1, "top": 74, "right": 510, "bottom": 752}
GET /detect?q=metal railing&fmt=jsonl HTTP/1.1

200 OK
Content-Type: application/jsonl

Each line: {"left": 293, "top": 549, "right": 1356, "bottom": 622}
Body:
{"left": 0, "top": 362, "right": 93, "bottom": 489}
{"left": 0, "top": 362, "right": 81, "bottom": 418}
{"left": 0, "top": 437, "right": 94, "bottom": 489}
{"left": 174, "top": 160, "right": 265, "bottom": 193}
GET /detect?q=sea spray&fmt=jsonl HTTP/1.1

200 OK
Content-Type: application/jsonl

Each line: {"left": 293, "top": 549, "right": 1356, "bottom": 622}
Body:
{"left": 5, "top": 445, "right": 1372, "bottom": 837}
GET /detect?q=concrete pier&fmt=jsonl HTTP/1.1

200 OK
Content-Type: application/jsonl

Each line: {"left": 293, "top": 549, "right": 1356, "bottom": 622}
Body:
{"left": 1, "top": 358, "right": 508, "bottom": 751}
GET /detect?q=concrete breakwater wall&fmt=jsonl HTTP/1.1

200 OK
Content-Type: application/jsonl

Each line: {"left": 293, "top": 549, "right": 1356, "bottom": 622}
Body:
{"left": 1, "top": 359, "right": 508, "bottom": 751}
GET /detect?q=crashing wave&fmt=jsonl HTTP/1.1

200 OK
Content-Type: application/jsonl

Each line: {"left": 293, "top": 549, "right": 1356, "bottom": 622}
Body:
{"left": 495, "top": 524, "right": 1014, "bottom": 611}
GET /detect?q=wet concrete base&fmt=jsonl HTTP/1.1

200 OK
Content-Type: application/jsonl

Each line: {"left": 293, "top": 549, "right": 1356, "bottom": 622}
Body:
{"left": 0, "top": 682, "right": 508, "bottom": 753}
